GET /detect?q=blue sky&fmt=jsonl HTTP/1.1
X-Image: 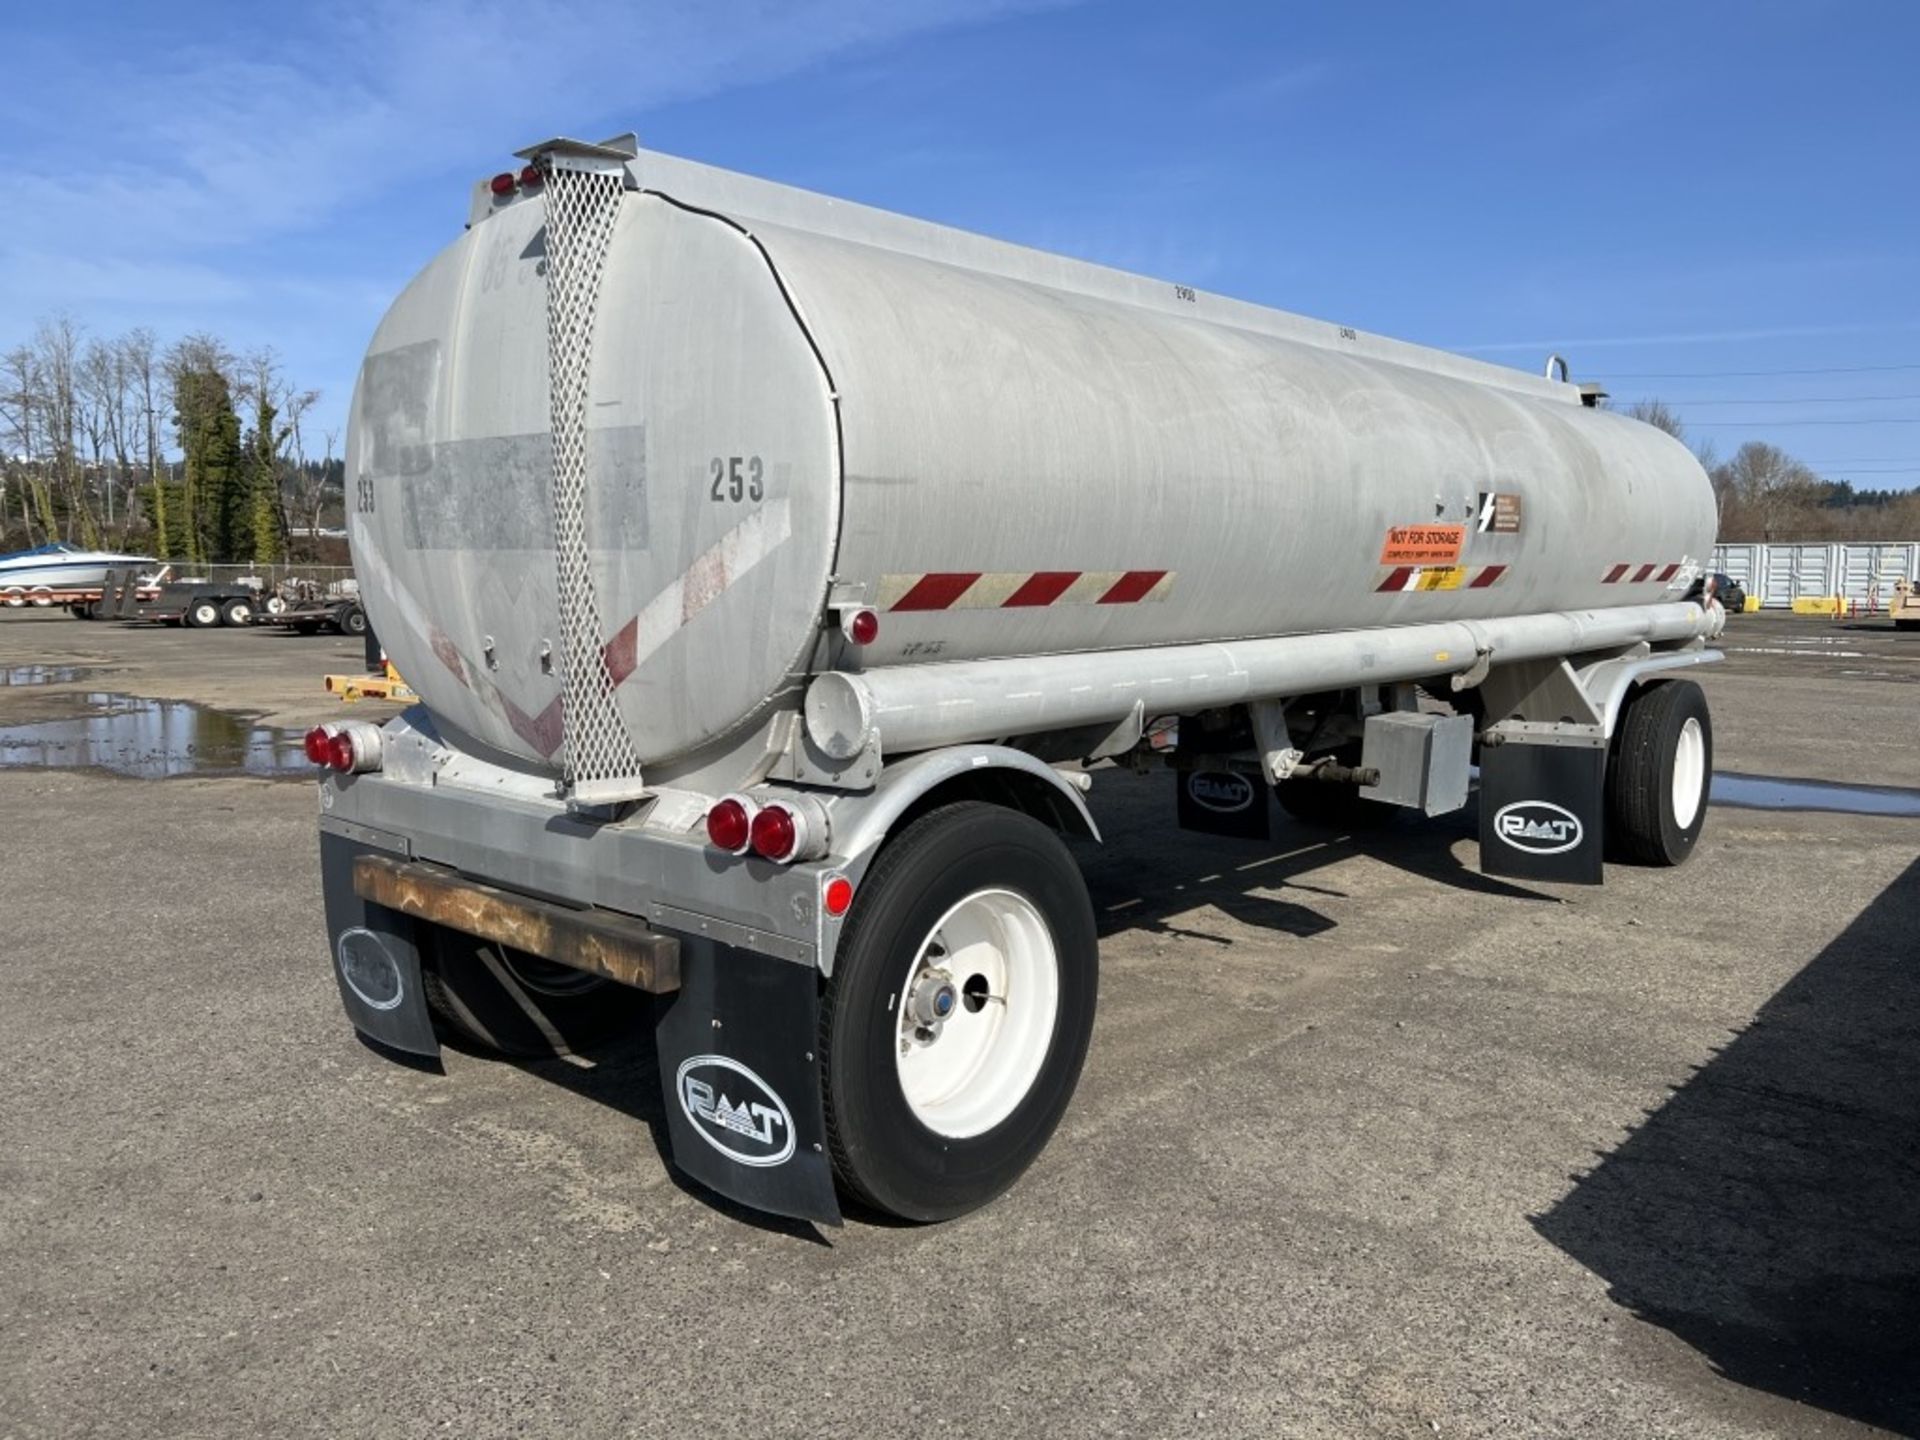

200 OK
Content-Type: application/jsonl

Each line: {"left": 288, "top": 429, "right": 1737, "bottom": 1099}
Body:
{"left": 7, "top": 1, "right": 1918, "bottom": 485}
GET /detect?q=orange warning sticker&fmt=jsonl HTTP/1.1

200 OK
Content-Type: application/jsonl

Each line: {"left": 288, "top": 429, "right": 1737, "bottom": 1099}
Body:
{"left": 1379, "top": 524, "right": 1466, "bottom": 566}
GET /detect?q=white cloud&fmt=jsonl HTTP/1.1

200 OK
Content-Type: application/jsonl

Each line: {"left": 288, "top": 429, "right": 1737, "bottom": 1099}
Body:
{"left": 15, "top": 0, "right": 1060, "bottom": 259}
{"left": 4, "top": 0, "right": 1071, "bottom": 435}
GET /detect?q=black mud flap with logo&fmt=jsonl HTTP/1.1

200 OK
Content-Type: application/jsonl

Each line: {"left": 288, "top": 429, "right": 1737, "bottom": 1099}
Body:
{"left": 319, "top": 831, "right": 441, "bottom": 1057}
{"left": 654, "top": 939, "right": 841, "bottom": 1227}
{"left": 1478, "top": 743, "right": 1605, "bottom": 885}
{"left": 1175, "top": 767, "right": 1272, "bottom": 840}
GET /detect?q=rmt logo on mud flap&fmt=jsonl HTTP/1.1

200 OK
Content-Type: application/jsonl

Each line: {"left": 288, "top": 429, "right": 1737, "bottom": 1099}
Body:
{"left": 1493, "top": 800, "right": 1585, "bottom": 856}
{"left": 1188, "top": 771, "right": 1255, "bottom": 813}
{"left": 675, "top": 1055, "right": 796, "bottom": 1168}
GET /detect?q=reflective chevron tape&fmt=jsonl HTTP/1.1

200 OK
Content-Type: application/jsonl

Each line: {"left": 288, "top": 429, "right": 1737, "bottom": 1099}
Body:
{"left": 1375, "top": 564, "right": 1508, "bottom": 593}
{"left": 878, "top": 570, "right": 1175, "bottom": 611}
{"left": 1602, "top": 562, "right": 1683, "bottom": 583}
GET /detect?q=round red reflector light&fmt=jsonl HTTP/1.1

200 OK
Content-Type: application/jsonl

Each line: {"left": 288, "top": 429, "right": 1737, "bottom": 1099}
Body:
{"left": 823, "top": 876, "right": 854, "bottom": 917}
{"left": 706, "top": 798, "right": 751, "bottom": 853}
{"left": 304, "top": 727, "right": 332, "bottom": 764}
{"left": 750, "top": 805, "right": 798, "bottom": 862}
{"left": 489, "top": 171, "right": 517, "bottom": 197}
{"left": 848, "top": 608, "right": 879, "bottom": 646}
{"left": 518, "top": 165, "right": 543, "bottom": 188}
{"left": 326, "top": 732, "right": 356, "bottom": 772}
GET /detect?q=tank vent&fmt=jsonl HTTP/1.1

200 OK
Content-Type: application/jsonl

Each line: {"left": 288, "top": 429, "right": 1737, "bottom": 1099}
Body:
{"left": 540, "top": 146, "right": 644, "bottom": 805}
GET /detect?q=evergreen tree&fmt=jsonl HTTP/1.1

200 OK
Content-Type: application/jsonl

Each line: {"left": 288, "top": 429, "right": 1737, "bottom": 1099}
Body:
{"left": 246, "top": 390, "right": 284, "bottom": 564}
{"left": 174, "top": 364, "right": 244, "bottom": 562}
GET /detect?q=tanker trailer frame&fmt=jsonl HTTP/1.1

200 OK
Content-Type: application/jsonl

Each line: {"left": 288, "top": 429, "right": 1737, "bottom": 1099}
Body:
{"left": 315, "top": 135, "right": 1726, "bottom": 1227}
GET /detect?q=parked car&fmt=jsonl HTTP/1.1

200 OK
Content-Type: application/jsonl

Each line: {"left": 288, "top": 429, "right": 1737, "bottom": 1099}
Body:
{"left": 1688, "top": 571, "right": 1747, "bottom": 613}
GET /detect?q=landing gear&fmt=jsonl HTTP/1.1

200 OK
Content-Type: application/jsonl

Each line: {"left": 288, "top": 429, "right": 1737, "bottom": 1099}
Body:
{"left": 1606, "top": 680, "right": 1712, "bottom": 866}
{"left": 821, "top": 802, "right": 1098, "bottom": 1221}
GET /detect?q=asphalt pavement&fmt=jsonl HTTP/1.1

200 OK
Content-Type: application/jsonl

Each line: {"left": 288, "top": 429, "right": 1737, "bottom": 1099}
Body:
{"left": 2, "top": 609, "right": 1916, "bottom": 1439}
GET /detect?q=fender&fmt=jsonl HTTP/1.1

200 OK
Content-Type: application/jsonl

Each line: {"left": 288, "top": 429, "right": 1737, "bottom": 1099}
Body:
{"left": 809, "top": 745, "right": 1100, "bottom": 976}
{"left": 1578, "top": 647, "right": 1723, "bottom": 736}
{"left": 827, "top": 744, "right": 1099, "bottom": 863}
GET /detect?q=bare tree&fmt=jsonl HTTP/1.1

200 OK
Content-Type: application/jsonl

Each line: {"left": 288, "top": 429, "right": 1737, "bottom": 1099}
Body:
{"left": 1622, "top": 398, "right": 1686, "bottom": 441}
{"left": 1713, "top": 441, "right": 1823, "bottom": 541}
{"left": 122, "top": 328, "right": 169, "bottom": 555}
{"left": 79, "top": 336, "right": 137, "bottom": 535}
{"left": 32, "top": 316, "right": 99, "bottom": 547}
{"left": 0, "top": 345, "right": 43, "bottom": 546}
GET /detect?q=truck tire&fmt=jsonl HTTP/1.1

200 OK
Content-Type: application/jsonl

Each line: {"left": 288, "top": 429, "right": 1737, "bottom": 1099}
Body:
{"left": 185, "top": 597, "right": 221, "bottom": 628}
{"left": 336, "top": 603, "right": 368, "bottom": 636}
{"left": 422, "top": 930, "right": 649, "bottom": 1057}
{"left": 820, "top": 802, "right": 1099, "bottom": 1222}
{"left": 220, "top": 597, "right": 253, "bottom": 627}
{"left": 1606, "top": 680, "right": 1712, "bottom": 866}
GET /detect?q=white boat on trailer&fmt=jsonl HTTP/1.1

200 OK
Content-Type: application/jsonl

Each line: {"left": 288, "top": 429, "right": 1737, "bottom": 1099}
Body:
{"left": 0, "top": 543, "right": 158, "bottom": 605}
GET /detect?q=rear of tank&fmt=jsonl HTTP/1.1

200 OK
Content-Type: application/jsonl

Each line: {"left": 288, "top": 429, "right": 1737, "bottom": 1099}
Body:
{"left": 345, "top": 187, "right": 841, "bottom": 777}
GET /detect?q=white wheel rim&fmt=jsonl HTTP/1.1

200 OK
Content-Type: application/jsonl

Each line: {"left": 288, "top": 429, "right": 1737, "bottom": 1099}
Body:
{"left": 894, "top": 888, "right": 1059, "bottom": 1139}
{"left": 1672, "top": 716, "right": 1706, "bottom": 829}
{"left": 2, "top": 588, "right": 22, "bottom": 607}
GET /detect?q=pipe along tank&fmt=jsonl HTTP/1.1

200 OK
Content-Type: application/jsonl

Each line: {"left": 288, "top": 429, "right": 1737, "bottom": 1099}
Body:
{"left": 326, "top": 137, "right": 1724, "bottom": 1225}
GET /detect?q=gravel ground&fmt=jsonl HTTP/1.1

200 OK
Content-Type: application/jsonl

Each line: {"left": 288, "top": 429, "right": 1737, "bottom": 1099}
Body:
{"left": 2, "top": 608, "right": 1916, "bottom": 1439}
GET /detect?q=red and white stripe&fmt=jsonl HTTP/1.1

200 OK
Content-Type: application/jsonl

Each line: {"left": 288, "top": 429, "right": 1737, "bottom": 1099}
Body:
{"left": 877, "top": 569, "right": 1175, "bottom": 612}
{"left": 1601, "top": 562, "right": 1682, "bottom": 584}
{"left": 1374, "top": 563, "right": 1508, "bottom": 592}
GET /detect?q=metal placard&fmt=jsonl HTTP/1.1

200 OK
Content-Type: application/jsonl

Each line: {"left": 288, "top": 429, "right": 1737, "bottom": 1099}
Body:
{"left": 1478, "top": 743, "right": 1606, "bottom": 885}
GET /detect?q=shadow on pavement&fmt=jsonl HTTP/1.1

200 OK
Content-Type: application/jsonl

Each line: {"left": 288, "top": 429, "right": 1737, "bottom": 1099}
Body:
{"left": 1534, "top": 857, "right": 1920, "bottom": 1434}
{"left": 492, "top": 1009, "right": 833, "bottom": 1245}
{"left": 1082, "top": 768, "right": 1551, "bottom": 944}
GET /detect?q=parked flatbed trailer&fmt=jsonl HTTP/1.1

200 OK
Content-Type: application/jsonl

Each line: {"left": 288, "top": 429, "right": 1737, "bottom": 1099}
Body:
{"left": 255, "top": 598, "right": 368, "bottom": 636}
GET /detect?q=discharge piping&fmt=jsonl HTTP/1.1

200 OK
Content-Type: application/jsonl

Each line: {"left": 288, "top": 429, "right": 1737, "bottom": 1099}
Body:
{"left": 807, "top": 602, "right": 1721, "bottom": 756}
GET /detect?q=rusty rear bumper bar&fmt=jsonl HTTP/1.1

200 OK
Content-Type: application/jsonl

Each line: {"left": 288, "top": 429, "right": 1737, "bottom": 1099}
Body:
{"left": 352, "top": 854, "right": 681, "bottom": 993}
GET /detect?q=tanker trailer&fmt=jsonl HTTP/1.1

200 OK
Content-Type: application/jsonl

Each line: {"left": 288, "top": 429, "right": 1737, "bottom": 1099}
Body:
{"left": 315, "top": 134, "right": 1725, "bottom": 1226}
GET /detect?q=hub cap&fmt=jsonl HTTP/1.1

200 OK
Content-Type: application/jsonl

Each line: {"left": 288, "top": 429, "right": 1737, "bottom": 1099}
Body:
{"left": 894, "top": 888, "right": 1059, "bottom": 1139}
{"left": 1672, "top": 716, "right": 1706, "bottom": 829}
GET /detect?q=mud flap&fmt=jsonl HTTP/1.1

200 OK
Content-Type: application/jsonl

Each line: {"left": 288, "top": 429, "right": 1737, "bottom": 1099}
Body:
{"left": 1478, "top": 741, "right": 1606, "bottom": 885}
{"left": 655, "top": 939, "right": 841, "bottom": 1226}
{"left": 319, "top": 831, "right": 440, "bottom": 1056}
{"left": 1175, "top": 768, "right": 1272, "bottom": 840}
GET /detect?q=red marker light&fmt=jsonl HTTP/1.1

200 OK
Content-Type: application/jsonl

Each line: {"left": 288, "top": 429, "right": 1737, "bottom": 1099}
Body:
{"left": 706, "top": 797, "right": 752, "bottom": 854}
{"left": 518, "top": 165, "right": 543, "bottom": 188}
{"left": 749, "top": 804, "right": 799, "bottom": 862}
{"left": 847, "top": 608, "right": 879, "bottom": 646}
{"left": 326, "top": 732, "right": 356, "bottom": 772}
{"left": 823, "top": 875, "right": 854, "bottom": 917}
{"left": 489, "top": 171, "right": 517, "bottom": 197}
{"left": 304, "top": 726, "right": 332, "bottom": 765}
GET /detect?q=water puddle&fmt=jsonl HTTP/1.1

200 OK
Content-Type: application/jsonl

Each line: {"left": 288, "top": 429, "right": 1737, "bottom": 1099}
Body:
{"left": 1, "top": 664, "right": 91, "bottom": 686}
{"left": 0, "top": 693, "right": 311, "bottom": 779}
{"left": 1712, "top": 772, "right": 1920, "bottom": 818}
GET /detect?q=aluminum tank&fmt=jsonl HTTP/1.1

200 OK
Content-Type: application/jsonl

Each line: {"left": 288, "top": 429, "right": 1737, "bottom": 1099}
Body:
{"left": 347, "top": 146, "right": 1717, "bottom": 776}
